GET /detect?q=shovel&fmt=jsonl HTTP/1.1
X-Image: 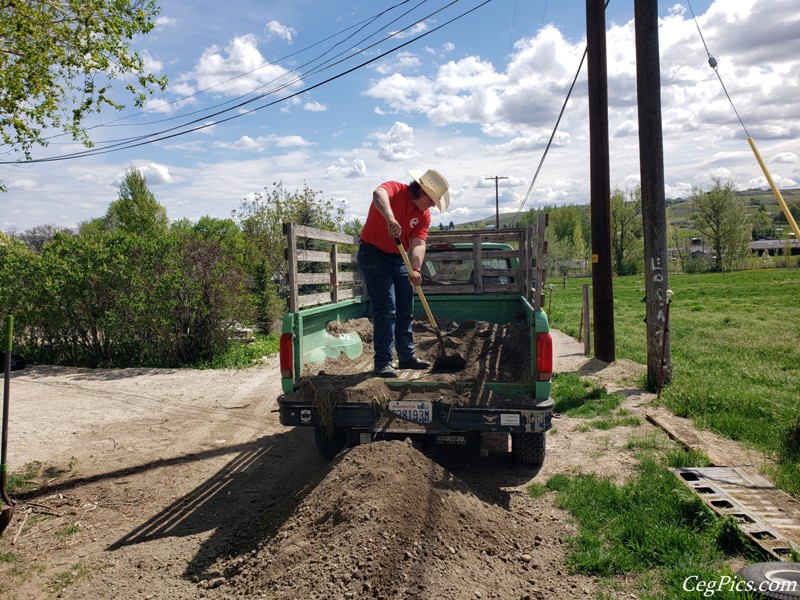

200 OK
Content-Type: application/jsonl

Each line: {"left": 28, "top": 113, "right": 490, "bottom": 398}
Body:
{"left": 1, "top": 316, "right": 16, "bottom": 536}
{"left": 394, "top": 238, "right": 466, "bottom": 370}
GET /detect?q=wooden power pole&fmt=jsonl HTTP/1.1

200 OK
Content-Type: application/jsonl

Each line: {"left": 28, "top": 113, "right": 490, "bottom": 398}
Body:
{"left": 485, "top": 176, "right": 508, "bottom": 229}
{"left": 634, "top": 0, "right": 671, "bottom": 389}
{"left": 586, "top": 0, "right": 615, "bottom": 363}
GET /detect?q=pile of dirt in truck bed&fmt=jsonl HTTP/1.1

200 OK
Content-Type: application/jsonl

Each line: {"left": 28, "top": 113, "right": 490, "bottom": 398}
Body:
{"left": 293, "top": 317, "right": 533, "bottom": 413}
{"left": 213, "top": 440, "right": 603, "bottom": 599}
{"left": 310, "top": 317, "right": 531, "bottom": 383}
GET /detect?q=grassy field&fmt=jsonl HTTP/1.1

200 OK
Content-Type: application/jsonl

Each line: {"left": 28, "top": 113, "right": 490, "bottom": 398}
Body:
{"left": 547, "top": 267, "right": 800, "bottom": 493}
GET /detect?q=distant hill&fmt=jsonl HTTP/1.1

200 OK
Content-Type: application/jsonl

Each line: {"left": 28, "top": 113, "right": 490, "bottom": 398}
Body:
{"left": 440, "top": 188, "right": 800, "bottom": 233}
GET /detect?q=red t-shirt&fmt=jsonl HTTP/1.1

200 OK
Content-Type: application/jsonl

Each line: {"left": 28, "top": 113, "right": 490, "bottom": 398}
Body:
{"left": 360, "top": 181, "right": 431, "bottom": 253}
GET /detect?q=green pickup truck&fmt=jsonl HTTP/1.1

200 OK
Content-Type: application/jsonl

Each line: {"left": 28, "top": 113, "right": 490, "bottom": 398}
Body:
{"left": 277, "top": 221, "right": 553, "bottom": 467}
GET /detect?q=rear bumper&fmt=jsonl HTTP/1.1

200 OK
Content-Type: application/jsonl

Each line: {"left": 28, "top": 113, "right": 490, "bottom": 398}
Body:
{"left": 278, "top": 396, "right": 553, "bottom": 434}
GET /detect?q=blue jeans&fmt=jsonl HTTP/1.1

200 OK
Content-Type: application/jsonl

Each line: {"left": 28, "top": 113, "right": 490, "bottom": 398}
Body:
{"left": 358, "top": 242, "right": 415, "bottom": 369}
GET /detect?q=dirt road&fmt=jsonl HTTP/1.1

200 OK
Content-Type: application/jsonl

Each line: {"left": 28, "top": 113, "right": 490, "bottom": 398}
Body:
{"left": 0, "top": 332, "right": 727, "bottom": 599}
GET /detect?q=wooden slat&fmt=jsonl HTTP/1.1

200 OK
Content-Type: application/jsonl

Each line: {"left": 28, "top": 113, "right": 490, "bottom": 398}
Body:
{"left": 292, "top": 224, "right": 360, "bottom": 245}
{"left": 337, "top": 287, "right": 363, "bottom": 300}
{"left": 427, "top": 230, "right": 525, "bottom": 244}
{"left": 484, "top": 283, "right": 519, "bottom": 293}
{"left": 335, "top": 271, "right": 361, "bottom": 283}
{"left": 296, "top": 272, "right": 330, "bottom": 285}
{"left": 297, "top": 291, "right": 332, "bottom": 308}
{"left": 296, "top": 249, "right": 332, "bottom": 263}
{"left": 295, "top": 274, "right": 361, "bottom": 286}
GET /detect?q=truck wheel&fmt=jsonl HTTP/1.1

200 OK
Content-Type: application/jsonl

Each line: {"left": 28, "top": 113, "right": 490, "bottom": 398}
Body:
{"left": 314, "top": 424, "right": 347, "bottom": 460}
{"left": 512, "top": 432, "right": 546, "bottom": 468}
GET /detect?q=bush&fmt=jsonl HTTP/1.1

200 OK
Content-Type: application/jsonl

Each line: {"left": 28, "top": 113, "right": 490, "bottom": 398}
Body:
{"left": 1, "top": 229, "right": 251, "bottom": 367}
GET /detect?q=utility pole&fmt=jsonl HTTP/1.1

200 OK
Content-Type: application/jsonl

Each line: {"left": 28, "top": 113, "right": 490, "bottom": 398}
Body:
{"left": 586, "top": 0, "right": 615, "bottom": 362}
{"left": 635, "top": 0, "right": 671, "bottom": 389}
{"left": 485, "top": 176, "right": 508, "bottom": 229}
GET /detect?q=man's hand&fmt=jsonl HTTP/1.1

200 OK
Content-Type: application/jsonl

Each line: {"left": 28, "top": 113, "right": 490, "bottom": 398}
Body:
{"left": 409, "top": 269, "right": 422, "bottom": 286}
{"left": 386, "top": 218, "right": 402, "bottom": 238}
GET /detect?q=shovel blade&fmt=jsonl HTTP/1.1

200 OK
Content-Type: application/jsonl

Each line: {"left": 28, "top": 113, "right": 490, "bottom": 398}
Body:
{"left": 0, "top": 505, "right": 13, "bottom": 536}
{"left": 433, "top": 351, "right": 467, "bottom": 371}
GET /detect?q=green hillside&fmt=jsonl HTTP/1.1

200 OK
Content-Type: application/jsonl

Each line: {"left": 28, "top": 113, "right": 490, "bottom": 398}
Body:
{"left": 445, "top": 188, "right": 800, "bottom": 237}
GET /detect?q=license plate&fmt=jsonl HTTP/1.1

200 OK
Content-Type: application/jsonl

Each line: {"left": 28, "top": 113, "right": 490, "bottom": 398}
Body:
{"left": 388, "top": 400, "right": 432, "bottom": 424}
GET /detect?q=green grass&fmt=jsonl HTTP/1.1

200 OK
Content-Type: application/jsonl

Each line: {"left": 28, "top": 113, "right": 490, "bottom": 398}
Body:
{"left": 5, "top": 462, "right": 41, "bottom": 495}
{"left": 195, "top": 332, "right": 280, "bottom": 369}
{"left": 535, "top": 455, "right": 761, "bottom": 599}
{"left": 48, "top": 563, "right": 90, "bottom": 593}
{"left": 548, "top": 268, "right": 800, "bottom": 493}
{"left": 552, "top": 373, "right": 641, "bottom": 431}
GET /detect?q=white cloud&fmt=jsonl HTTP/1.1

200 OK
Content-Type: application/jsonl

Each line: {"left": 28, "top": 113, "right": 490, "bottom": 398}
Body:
{"left": 137, "top": 163, "right": 173, "bottom": 185}
{"left": 191, "top": 34, "right": 299, "bottom": 97}
{"left": 273, "top": 135, "right": 312, "bottom": 148}
{"left": 773, "top": 152, "right": 798, "bottom": 164}
{"left": 7, "top": 178, "right": 38, "bottom": 191}
{"left": 475, "top": 176, "right": 527, "bottom": 189}
{"left": 304, "top": 101, "right": 327, "bottom": 112}
{"left": 141, "top": 50, "right": 163, "bottom": 75}
{"left": 389, "top": 22, "right": 428, "bottom": 40}
{"left": 372, "top": 122, "right": 417, "bottom": 162}
{"left": 232, "top": 135, "right": 262, "bottom": 150}
{"left": 265, "top": 20, "right": 296, "bottom": 43}
{"left": 218, "top": 134, "right": 312, "bottom": 151}
{"left": 373, "top": 52, "right": 421, "bottom": 75}
{"left": 325, "top": 159, "right": 368, "bottom": 179}
{"left": 155, "top": 16, "right": 176, "bottom": 28}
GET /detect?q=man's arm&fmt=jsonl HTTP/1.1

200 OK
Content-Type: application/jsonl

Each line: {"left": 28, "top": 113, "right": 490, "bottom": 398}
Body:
{"left": 408, "top": 237, "right": 426, "bottom": 286}
{"left": 372, "top": 186, "right": 402, "bottom": 238}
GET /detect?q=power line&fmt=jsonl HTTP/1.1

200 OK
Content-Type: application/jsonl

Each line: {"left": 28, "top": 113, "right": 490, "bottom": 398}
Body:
{"left": 39, "top": 0, "right": 423, "bottom": 142}
{"left": 510, "top": 0, "right": 610, "bottom": 225}
{"left": 685, "top": 0, "right": 750, "bottom": 138}
{"left": 3, "top": 0, "right": 492, "bottom": 164}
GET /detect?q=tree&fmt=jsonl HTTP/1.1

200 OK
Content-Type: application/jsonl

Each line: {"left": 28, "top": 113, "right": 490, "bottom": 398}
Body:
{"left": 14, "top": 224, "right": 74, "bottom": 253}
{"left": 233, "top": 181, "right": 347, "bottom": 331}
{"left": 1, "top": 0, "right": 167, "bottom": 163}
{"left": 610, "top": 187, "right": 643, "bottom": 275}
{"left": 751, "top": 209, "right": 775, "bottom": 240}
{"left": 689, "top": 178, "right": 751, "bottom": 272}
{"left": 105, "top": 166, "right": 168, "bottom": 236}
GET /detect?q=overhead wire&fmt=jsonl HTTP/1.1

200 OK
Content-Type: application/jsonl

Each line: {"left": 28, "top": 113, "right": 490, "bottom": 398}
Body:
{"left": 511, "top": 0, "right": 610, "bottom": 225}
{"left": 39, "top": 0, "right": 422, "bottom": 140}
{"left": 684, "top": 0, "right": 800, "bottom": 241}
{"left": 685, "top": 0, "right": 750, "bottom": 138}
{"left": 2, "top": 0, "right": 493, "bottom": 165}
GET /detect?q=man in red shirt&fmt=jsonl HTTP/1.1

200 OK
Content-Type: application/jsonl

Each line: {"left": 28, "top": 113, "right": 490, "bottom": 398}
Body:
{"left": 358, "top": 169, "right": 450, "bottom": 377}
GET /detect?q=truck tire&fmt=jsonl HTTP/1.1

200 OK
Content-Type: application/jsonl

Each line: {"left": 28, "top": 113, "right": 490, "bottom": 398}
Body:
{"left": 511, "top": 432, "right": 546, "bottom": 468}
{"left": 314, "top": 424, "right": 347, "bottom": 461}
{"left": 738, "top": 562, "right": 800, "bottom": 599}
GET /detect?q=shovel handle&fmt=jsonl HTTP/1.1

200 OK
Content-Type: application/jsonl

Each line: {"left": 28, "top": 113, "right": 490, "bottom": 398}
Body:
{"left": 394, "top": 239, "right": 446, "bottom": 350}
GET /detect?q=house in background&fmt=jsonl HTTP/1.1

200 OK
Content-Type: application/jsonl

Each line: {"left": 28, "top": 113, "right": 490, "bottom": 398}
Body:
{"left": 750, "top": 233, "right": 800, "bottom": 257}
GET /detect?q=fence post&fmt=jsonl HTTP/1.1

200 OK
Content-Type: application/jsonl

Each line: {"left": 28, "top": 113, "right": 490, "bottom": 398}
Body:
{"left": 582, "top": 284, "right": 591, "bottom": 356}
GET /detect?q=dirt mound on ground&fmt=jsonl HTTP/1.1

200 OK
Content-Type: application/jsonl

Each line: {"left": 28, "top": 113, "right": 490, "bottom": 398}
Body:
{"left": 219, "top": 440, "right": 602, "bottom": 599}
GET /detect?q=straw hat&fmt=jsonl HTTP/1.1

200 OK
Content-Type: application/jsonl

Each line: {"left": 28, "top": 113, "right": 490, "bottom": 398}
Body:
{"left": 409, "top": 169, "right": 450, "bottom": 213}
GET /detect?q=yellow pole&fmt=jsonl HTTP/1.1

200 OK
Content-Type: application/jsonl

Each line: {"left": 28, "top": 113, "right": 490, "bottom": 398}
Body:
{"left": 747, "top": 137, "right": 800, "bottom": 241}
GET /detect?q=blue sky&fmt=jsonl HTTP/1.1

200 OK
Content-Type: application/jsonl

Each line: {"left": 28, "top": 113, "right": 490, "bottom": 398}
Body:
{"left": 2, "top": 0, "right": 799, "bottom": 232}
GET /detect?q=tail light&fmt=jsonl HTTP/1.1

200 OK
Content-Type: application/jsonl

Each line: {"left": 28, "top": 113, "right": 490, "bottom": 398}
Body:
{"left": 536, "top": 331, "right": 553, "bottom": 381}
{"left": 280, "top": 333, "right": 294, "bottom": 379}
